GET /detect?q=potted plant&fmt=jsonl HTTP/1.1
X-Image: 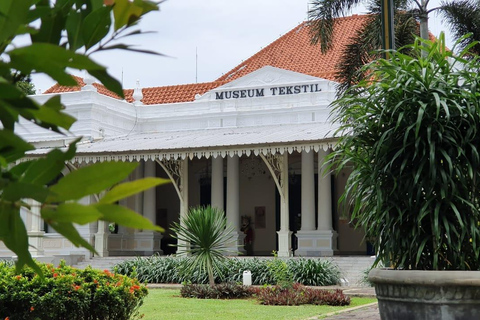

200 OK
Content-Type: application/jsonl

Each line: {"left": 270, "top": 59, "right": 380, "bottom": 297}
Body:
{"left": 330, "top": 33, "right": 480, "bottom": 320}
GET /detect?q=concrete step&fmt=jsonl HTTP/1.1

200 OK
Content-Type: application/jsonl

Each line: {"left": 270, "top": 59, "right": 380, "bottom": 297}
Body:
{"left": 328, "top": 256, "right": 376, "bottom": 287}
{"left": 73, "top": 257, "right": 137, "bottom": 271}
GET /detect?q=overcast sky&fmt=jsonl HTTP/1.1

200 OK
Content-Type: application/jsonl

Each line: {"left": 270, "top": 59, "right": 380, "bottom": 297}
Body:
{"left": 32, "top": 0, "right": 453, "bottom": 93}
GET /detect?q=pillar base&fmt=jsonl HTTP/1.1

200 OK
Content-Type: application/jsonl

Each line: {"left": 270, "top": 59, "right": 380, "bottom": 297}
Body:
{"left": 277, "top": 230, "right": 293, "bottom": 257}
{"left": 95, "top": 232, "right": 109, "bottom": 257}
{"left": 226, "top": 231, "right": 245, "bottom": 256}
{"left": 108, "top": 232, "right": 163, "bottom": 256}
{"left": 295, "top": 230, "right": 337, "bottom": 256}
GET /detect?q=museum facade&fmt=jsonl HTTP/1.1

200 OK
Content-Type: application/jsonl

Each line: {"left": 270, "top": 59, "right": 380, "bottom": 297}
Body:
{"left": 0, "top": 15, "right": 371, "bottom": 261}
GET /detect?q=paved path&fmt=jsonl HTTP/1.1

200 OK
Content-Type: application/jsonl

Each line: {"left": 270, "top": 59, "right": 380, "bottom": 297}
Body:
{"left": 316, "top": 303, "right": 380, "bottom": 320}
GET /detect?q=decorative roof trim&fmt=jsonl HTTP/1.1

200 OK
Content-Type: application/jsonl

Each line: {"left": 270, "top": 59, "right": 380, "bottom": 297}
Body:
{"left": 68, "top": 141, "right": 337, "bottom": 164}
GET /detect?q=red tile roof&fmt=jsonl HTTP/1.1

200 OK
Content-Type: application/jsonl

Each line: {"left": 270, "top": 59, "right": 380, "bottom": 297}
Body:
{"left": 217, "top": 15, "right": 370, "bottom": 82}
{"left": 44, "top": 15, "right": 371, "bottom": 104}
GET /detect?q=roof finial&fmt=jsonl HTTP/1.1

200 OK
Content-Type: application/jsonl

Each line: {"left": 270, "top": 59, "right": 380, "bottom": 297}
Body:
{"left": 82, "top": 71, "right": 97, "bottom": 92}
{"left": 132, "top": 79, "right": 143, "bottom": 106}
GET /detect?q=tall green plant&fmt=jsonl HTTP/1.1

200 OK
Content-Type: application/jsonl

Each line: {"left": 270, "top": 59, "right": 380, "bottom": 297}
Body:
{"left": 331, "top": 33, "right": 480, "bottom": 270}
{"left": 0, "top": 0, "right": 167, "bottom": 274}
{"left": 171, "top": 206, "right": 237, "bottom": 286}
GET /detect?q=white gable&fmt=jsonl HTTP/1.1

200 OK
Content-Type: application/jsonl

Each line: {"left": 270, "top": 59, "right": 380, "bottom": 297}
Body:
{"left": 196, "top": 66, "right": 337, "bottom": 102}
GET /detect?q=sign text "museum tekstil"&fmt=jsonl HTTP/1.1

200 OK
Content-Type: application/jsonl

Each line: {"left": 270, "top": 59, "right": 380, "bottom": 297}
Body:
{"left": 215, "top": 84, "right": 322, "bottom": 100}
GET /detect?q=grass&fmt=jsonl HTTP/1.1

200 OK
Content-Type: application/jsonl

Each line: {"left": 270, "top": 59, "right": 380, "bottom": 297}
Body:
{"left": 139, "top": 289, "right": 377, "bottom": 320}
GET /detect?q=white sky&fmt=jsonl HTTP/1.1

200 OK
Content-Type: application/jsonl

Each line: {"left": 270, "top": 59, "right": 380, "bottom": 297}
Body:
{"left": 31, "top": 0, "right": 453, "bottom": 93}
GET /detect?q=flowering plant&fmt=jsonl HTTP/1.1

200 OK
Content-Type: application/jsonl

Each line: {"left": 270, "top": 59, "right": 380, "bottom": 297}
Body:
{"left": 0, "top": 260, "right": 147, "bottom": 320}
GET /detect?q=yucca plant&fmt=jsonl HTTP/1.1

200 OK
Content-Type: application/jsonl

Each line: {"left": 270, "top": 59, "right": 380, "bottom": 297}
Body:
{"left": 331, "top": 33, "right": 480, "bottom": 270}
{"left": 170, "top": 206, "right": 237, "bottom": 286}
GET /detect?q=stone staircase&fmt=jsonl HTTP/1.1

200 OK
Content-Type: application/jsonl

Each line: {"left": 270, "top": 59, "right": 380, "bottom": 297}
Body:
{"left": 328, "top": 256, "right": 376, "bottom": 287}
{"left": 73, "top": 257, "right": 137, "bottom": 271}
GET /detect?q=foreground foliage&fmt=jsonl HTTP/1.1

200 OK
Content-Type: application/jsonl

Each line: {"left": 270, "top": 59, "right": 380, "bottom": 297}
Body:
{"left": 114, "top": 256, "right": 341, "bottom": 286}
{"left": 0, "top": 261, "right": 147, "bottom": 320}
{"left": 0, "top": 0, "right": 167, "bottom": 274}
{"left": 331, "top": 34, "right": 480, "bottom": 270}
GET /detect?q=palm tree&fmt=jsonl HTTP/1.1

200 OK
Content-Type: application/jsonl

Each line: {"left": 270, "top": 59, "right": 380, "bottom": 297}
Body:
{"left": 170, "top": 206, "right": 237, "bottom": 286}
{"left": 439, "top": 0, "right": 480, "bottom": 55}
{"left": 309, "top": 0, "right": 480, "bottom": 93}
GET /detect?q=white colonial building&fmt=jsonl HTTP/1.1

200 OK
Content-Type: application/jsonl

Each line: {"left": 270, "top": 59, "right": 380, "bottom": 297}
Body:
{"left": 0, "top": 15, "right": 371, "bottom": 262}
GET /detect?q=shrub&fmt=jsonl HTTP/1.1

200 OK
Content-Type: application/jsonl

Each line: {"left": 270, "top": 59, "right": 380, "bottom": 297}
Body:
{"left": 115, "top": 256, "right": 341, "bottom": 286}
{"left": 0, "top": 260, "right": 147, "bottom": 320}
{"left": 252, "top": 283, "right": 350, "bottom": 306}
{"left": 287, "top": 258, "right": 341, "bottom": 286}
{"left": 180, "top": 283, "right": 253, "bottom": 299}
{"left": 330, "top": 33, "right": 480, "bottom": 270}
{"left": 265, "top": 252, "right": 292, "bottom": 288}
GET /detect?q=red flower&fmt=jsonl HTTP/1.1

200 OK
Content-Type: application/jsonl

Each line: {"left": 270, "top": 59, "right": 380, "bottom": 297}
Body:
{"left": 30, "top": 307, "right": 34, "bottom": 312}
{"left": 53, "top": 273, "right": 58, "bottom": 278}
{"left": 15, "top": 276, "right": 21, "bottom": 280}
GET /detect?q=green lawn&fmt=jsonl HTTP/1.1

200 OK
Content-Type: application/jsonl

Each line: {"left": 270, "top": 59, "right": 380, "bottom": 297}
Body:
{"left": 140, "top": 289, "right": 376, "bottom": 320}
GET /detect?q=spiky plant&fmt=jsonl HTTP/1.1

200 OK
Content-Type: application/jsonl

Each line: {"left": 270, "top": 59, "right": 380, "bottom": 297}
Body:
{"left": 171, "top": 206, "right": 237, "bottom": 286}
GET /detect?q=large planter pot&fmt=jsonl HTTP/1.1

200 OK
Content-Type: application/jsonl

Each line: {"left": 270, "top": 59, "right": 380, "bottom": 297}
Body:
{"left": 369, "top": 269, "right": 480, "bottom": 320}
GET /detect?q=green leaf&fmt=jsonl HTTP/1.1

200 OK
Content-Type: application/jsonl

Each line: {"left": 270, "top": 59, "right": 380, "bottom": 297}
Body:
{"left": 0, "top": 129, "right": 34, "bottom": 163}
{"left": 0, "top": 0, "right": 30, "bottom": 47}
{"left": 2, "top": 182, "right": 49, "bottom": 202}
{"left": 99, "top": 177, "right": 170, "bottom": 204}
{"left": 47, "top": 161, "right": 138, "bottom": 202}
{"left": 112, "top": 0, "right": 143, "bottom": 31}
{"left": 9, "top": 43, "right": 109, "bottom": 86}
{"left": 82, "top": 6, "right": 112, "bottom": 50}
{"left": 95, "top": 204, "right": 164, "bottom": 232}
{"left": 49, "top": 221, "right": 96, "bottom": 252}
{"left": 20, "top": 95, "right": 76, "bottom": 132}
{"left": 65, "top": 9, "right": 84, "bottom": 51}
{"left": 21, "top": 139, "right": 78, "bottom": 185}
{"left": 42, "top": 203, "right": 103, "bottom": 225}
{"left": 0, "top": 204, "right": 41, "bottom": 275}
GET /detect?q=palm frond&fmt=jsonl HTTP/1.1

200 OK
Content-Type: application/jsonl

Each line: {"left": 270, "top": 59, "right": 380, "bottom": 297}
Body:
{"left": 308, "top": 0, "right": 365, "bottom": 53}
{"left": 439, "top": 0, "right": 480, "bottom": 54}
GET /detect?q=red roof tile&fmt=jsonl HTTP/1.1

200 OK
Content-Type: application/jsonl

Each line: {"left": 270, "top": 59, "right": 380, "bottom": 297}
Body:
{"left": 44, "top": 15, "right": 371, "bottom": 104}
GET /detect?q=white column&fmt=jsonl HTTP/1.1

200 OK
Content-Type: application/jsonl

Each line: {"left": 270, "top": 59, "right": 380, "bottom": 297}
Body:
{"left": 95, "top": 220, "right": 109, "bottom": 257}
{"left": 135, "top": 161, "right": 144, "bottom": 214}
{"left": 28, "top": 200, "right": 44, "bottom": 256}
{"left": 143, "top": 160, "right": 156, "bottom": 225}
{"left": 141, "top": 159, "right": 162, "bottom": 255}
{"left": 301, "top": 150, "right": 315, "bottom": 231}
{"left": 318, "top": 150, "right": 333, "bottom": 231}
{"left": 314, "top": 149, "right": 337, "bottom": 255}
{"left": 227, "top": 155, "right": 242, "bottom": 254}
{"left": 211, "top": 156, "right": 224, "bottom": 211}
{"left": 277, "top": 152, "right": 292, "bottom": 257}
{"left": 177, "top": 158, "right": 189, "bottom": 254}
